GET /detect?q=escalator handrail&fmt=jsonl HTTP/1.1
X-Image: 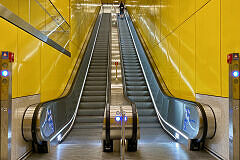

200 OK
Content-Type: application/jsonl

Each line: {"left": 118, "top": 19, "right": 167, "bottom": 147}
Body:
{"left": 117, "top": 15, "right": 138, "bottom": 143}
{"left": 28, "top": 12, "right": 104, "bottom": 144}
{"left": 105, "top": 14, "right": 112, "bottom": 146}
{"left": 124, "top": 11, "right": 209, "bottom": 143}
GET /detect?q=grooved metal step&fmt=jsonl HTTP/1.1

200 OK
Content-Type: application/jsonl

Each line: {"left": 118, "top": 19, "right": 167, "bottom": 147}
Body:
{"left": 137, "top": 109, "right": 156, "bottom": 116}
{"left": 84, "top": 86, "right": 106, "bottom": 91}
{"left": 73, "top": 123, "right": 103, "bottom": 129}
{"left": 82, "top": 91, "right": 106, "bottom": 96}
{"left": 79, "top": 102, "right": 105, "bottom": 109}
{"left": 127, "top": 91, "right": 149, "bottom": 96}
{"left": 81, "top": 96, "right": 106, "bottom": 102}
{"left": 139, "top": 116, "right": 159, "bottom": 123}
{"left": 75, "top": 116, "right": 103, "bottom": 123}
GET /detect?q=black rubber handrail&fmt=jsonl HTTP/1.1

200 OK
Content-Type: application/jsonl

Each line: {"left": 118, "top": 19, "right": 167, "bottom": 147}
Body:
{"left": 117, "top": 14, "right": 138, "bottom": 147}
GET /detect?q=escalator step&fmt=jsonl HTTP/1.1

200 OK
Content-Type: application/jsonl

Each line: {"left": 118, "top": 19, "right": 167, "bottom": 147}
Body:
{"left": 91, "top": 59, "right": 108, "bottom": 63}
{"left": 87, "top": 77, "right": 106, "bottom": 81}
{"left": 126, "top": 86, "right": 148, "bottom": 91}
{"left": 81, "top": 96, "right": 105, "bottom": 102}
{"left": 90, "top": 63, "right": 107, "bottom": 66}
{"left": 127, "top": 91, "right": 149, "bottom": 96}
{"left": 91, "top": 57, "right": 107, "bottom": 60}
{"left": 123, "top": 56, "right": 137, "bottom": 59}
{"left": 125, "top": 69, "right": 142, "bottom": 73}
{"left": 89, "top": 66, "right": 107, "bottom": 69}
{"left": 128, "top": 96, "right": 152, "bottom": 102}
{"left": 124, "top": 66, "right": 140, "bottom": 69}
{"left": 73, "top": 123, "right": 103, "bottom": 129}
{"left": 82, "top": 91, "right": 106, "bottom": 96}
{"left": 122, "top": 54, "right": 136, "bottom": 57}
{"left": 88, "top": 66, "right": 107, "bottom": 73}
{"left": 125, "top": 73, "right": 143, "bottom": 77}
{"left": 126, "top": 81, "right": 146, "bottom": 86}
{"left": 79, "top": 102, "right": 105, "bottom": 109}
{"left": 93, "top": 51, "right": 108, "bottom": 54}
{"left": 84, "top": 86, "right": 106, "bottom": 91}
{"left": 135, "top": 102, "right": 154, "bottom": 109}
{"left": 77, "top": 109, "right": 105, "bottom": 116}
{"left": 85, "top": 81, "right": 106, "bottom": 86}
{"left": 122, "top": 52, "right": 136, "bottom": 55}
{"left": 139, "top": 116, "right": 159, "bottom": 123}
{"left": 137, "top": 109, "right": 156, "bottom": 116}
{"left": 75, "top": 116, "right": 103, "bottom": 123}
{"left": 139, "top": 123, "right": 160, "bottom": 128}
{"left": 125, "top": 77, "right": 144, "bottom": 81}
{"left": 123, "top": 63, "right": 140, "bottom": 66}
{"left": 88, "top": 69, "right": 106, "bottom": 73}
{"left": 88, "top": 72, "right": 107, "bottom": 77}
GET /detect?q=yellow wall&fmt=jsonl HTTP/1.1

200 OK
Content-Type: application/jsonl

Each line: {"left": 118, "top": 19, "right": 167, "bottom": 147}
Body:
{"left": 0, "top": 0, "right": 101, "bottom": 101}
{"left": 126, "top": 0, "right": 234, "bottom": 100}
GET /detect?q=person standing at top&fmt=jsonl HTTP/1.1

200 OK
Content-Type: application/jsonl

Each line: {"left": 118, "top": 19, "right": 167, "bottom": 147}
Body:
{"left": 119, "top": 1, "right": 124, "bottom": 19}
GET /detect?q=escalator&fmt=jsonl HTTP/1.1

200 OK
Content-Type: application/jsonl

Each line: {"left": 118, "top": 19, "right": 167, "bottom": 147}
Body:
{"left": 22, "top": 4, "right": 217, "bottom": 159}
{"left": 117, "top": 11, "right": 216, "bottom": 150}
{"left": 23, "top": 12, "right": 112, "bottom": 152}
{"left": 63, "top": 13, "right": 111, "bottom": 143}
{"left": 119, "top": 18, "right": 159, "bottom": 129}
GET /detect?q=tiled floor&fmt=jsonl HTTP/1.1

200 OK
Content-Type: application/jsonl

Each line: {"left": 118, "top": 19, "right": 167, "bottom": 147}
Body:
{"left": 27, "top": 128, "right": 215, "bottom": 160}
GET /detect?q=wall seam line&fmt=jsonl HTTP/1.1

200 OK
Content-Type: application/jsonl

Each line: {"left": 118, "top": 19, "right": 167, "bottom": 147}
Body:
{"left": 158, "top": 0, "right": 212, "bottom": 44}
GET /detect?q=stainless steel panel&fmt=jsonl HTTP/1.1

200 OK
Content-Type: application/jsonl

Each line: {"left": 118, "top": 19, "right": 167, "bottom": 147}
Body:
{"left": 228, "top": 53, "right": 240, "bottom": 160}
{"left": 22, "top": 105, "right": 37, "bottom": 141}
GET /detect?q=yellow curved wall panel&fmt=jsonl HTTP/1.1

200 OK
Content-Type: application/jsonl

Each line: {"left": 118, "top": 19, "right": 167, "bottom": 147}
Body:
{"left": 41, "top": 43, "right": 71, "bottom": 101}
{"left": 168, "top": 0, "right": 179, "bottom": 34}
{"left": 196, "top": 0, "right": 221, "bottom": 96}
{"left": 196, "top": 0, "right": 210, "bottom": 10}
{"left": 154, "top": 0, "right": 161, "bottom": 41}
{"left": 0, "top": 0, "right": 18, "bottom": 15}
{"left": 154, "top": 39, "right": 169, "bottom": 86}
{"left": 160, "top": 0, "right": 169, "bottom": 39}
{"left": 179, "top": 17, "right": 196, "bottom": 100}
{"left": 18, "top": 30, "right": 41, "bottom": 97}
{"left": 126, "top": 0, "right": 233, "bottom": 99}
{"left": 167, "top": 31, "right": 180, "bottom": 98}
{"left": 179, "top": 0, "right": 195, "bottom": 24}
{"left": 221, "top": 0, "right": 240, "bottom": 97}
